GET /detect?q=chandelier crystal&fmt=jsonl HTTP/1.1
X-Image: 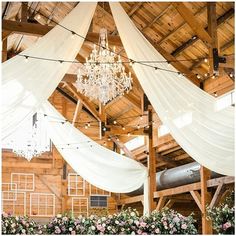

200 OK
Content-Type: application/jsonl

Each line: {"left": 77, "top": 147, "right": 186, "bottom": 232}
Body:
{"left": 3, "top": 113, "right": 50, "bottom": 161}
{"left": 76, "top": 28, "right": 132, "bottom": 105}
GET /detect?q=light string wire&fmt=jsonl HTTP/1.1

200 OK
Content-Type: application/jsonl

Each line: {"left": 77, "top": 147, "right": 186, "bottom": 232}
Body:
{"left": 17, "top": 3, "right": 234, "bottom": 78}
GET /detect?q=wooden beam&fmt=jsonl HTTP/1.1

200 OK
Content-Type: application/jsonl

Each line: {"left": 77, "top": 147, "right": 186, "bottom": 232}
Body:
{"left": 21, "top": 2, "right": 28, "bottom": 22}
{"left": 158, "top": 6, "right": 206, "bottom": 45}
{"left": 2, "top": 20, "right": 123, "bottom": 46}
{"left": 156, "top": 153, "right": 177, "bottom": 168}
{"left": 173, "top": 2, "right": 212, "bottom": 47}
{"left": 144, "top": 36, "right": 200, "bottom": 86}
{"left": 119, "top": 176, "right": 234, "bottom": 205}
{"left": 148, "top": 106, "right": 156, "bottom": 211}
{"left": 172, "top": 8, "right": 234, "bottom": 57}
{"left": 209, "top": 182, "right": 224, "bottom": 209}
{"left": 128, "top": 3, "right": 143, "bottom": 17}
{"left": 190, "top": 190, "right": 203, "bottom": 212}
{"left": 64, "top": 82, "right": 101, "bottom": 121}
{"left": 2, "top": 38, "right": 7, "bottom": 62}
{"left": 156, "top": 196, "right": 166, "bottom": 211}
{"left": 207, "top": 2, "right": 218, "bottom": 75}
{"left": 200, "top": 166, "right": 212, "bottom": 234}
{"left": 164, "top": 199, "right": 176, "bottom": 208}
{"left": 123, "top": 93, "right": 141, "bottom": 113}
{"left": 142, "top": 4, "right": 172, "bottom": 32}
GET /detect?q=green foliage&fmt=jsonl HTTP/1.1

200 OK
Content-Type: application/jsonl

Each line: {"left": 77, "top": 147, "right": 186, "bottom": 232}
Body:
{"left": 2, "top": 208, "right": 197, "bottom": 235}
{"left": 207, "top": 190, "right": 235, "bottom": 234}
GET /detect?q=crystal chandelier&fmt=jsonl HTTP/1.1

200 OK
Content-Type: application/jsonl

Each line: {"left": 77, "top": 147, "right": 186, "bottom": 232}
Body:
{"left": 76, "top": 28, "right": 132, "bottom": 105}
{"left": 3, "top": 113, "right": 50, "bottom": 161}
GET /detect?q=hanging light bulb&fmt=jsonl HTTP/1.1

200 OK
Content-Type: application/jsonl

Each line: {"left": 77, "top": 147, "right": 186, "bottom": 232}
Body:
{"left": 87, "top": 122, "right": 91, "bottom": 127}
{"left": 24, "top": 56, "right": 29, "bottom": 62}
{"left": 122, "top": 126, "right": 125, "bottom": 130}
{"left": 137, "top": 124, "right": 140, "bottom": 129}
{"left": 113, "top": 120, "right": 117, "bottom": 124}
{"left": 204, "top": 58, "right": 208, "bottom": 63}
{"left": 127, "top": 132, "right": 131, "bottom": 137}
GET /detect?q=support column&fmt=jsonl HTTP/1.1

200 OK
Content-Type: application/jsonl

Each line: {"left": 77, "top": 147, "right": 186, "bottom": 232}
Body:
{"left": 200, "top": 165, "right": 213, "bottom": 234}
{"left": 2, "top": 38, "right": 7, "bottom": 62}
{"left": 147, "top": 105, "right": 156, "bottom": 211}
{"left": 207, "top": 2, "right": 218, "bottom": 75}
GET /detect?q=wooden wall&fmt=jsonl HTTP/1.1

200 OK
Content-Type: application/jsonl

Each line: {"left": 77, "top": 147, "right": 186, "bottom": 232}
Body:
{"left": 2, "top": 149, "right": 118, "bottom": 222}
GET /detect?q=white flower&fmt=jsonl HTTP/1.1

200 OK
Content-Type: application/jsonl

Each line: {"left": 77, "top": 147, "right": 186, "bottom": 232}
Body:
{"left": 22, "top": 229, "right": 26, "bottom": 234}
{"left": 102, "top": 223, "right": 106, "bottom": 227}
{"left": 115, "top": 220, "right": 119, "bottom": 224}
{"left": 91, "top": 226, "right": 96, "bottom": 230}
{"left": 69, "top": 227, "right": 73, "bottom": 231}
{"left": 101, "top": 217, "right": 106, "bottom": 221}
{"left": 131, "top": 232, "right": 135, "bottom": 235}
{"left": 131, "top": 212, "right": 136, "bottom": 217}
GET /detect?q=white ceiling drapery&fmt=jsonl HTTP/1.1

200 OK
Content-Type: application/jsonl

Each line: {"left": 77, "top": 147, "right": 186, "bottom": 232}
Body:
{"left": 2, "top": 2, "right": 97, "bottom": 139}
{"left": 41, "top": 101, "right": 149, "bottom": 212}
{"left": 110, "top": 2, "right": 234, "bottom": 176}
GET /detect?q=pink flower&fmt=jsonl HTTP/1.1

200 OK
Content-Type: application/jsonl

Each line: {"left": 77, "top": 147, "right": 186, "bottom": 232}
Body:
{"left": 155, "top": 228, "right": 160, "bottom": 234}
{"left": 137, "top": 229, "right": 142, "bottom": 235}
{"left": 173, "top": 216, "right": 180, "bottom": 223}
{"left": 181, "top": 223, "right": 187, "bottom": 230}
{"left": 163, "top": 221, "right": 167, "bottom": 226}
{"left": 140, "top": 221, "right": 147, "bottom": 227}
{"left": 71, "top": 231, "right": 76, "bottom": 235}
{"left": 223, "top": 222, "right": 231, "bottom": 230}
{"left": 3, "top": 212, "right": 8, "bottom": 217}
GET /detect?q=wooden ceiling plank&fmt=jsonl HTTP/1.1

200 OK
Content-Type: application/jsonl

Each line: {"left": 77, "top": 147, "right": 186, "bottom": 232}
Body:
{"left": 172, "top": 2, "right": 212, "bottom": 47}
{"left": 158, "top": 6, "right": 206, "bottom": 45}
{"left": 142, "top": 3, "right": 172, "bottom": 32}
{"left": 171, "top": 8, "right": 234, "bottom": 57}
{"left": 128, "top": 2, "right": 143, "bottom": 17}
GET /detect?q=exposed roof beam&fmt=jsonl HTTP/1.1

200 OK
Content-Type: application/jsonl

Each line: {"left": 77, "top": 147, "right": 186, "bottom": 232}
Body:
{"left": 64, "top": 82, "right": 101, "bottom": 121}
{"left": 109, "top": 135, "right": 135, "bottom": 159}
{"left": 158, "top": 6, "right": 206, "bottom": 45}
{"left": 171, "top": 8, "right": 234, "bottom": 57}
{"left": 128, "top": 2, "right": 143, "bottom": 17}
{"left": 189, "top": 38, "right": 235, "bottom": 71}
{"left": 172, "top": 2, "right": 212, "bottom": 47}
{"left": 2, "top": 20, "right": 122, "bottom": 46}
{"left": 142, "top": 3, "right": 172, "bottom": 32}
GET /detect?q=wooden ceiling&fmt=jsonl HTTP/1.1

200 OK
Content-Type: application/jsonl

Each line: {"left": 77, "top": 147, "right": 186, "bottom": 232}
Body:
{"left": 2, "top": 2, "right": 235, "bottom": 171}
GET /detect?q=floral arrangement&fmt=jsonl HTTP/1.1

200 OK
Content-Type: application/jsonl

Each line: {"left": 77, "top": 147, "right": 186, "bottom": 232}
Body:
{"left": 1, "top": 212, "right": 43, "bottom": 235}
{"left": 207, "top": 190, "right": 235, "bottom": 234}
{"left": 2, "top": 208, "right": 197, "bottom": 235}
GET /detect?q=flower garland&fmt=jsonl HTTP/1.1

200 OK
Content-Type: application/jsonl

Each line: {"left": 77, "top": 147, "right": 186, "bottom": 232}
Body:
{"left": 1, "top": 208, "right": 197, "bottom": 235}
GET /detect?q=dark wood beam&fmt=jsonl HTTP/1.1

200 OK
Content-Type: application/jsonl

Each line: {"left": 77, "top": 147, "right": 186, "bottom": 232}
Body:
{"left": 158, "top": 6, "right": 206, "bottom": 45}
{"left": 21, "top": 2, "right": 28, "bottom": 22}
{"left": 207, "top": 2, "right": 218, "bottom": 75}
{"left": 171, "top": 8, "right": 234, "bottom": 57}
{"left": 172, "top": 2, "right": 212, "bottom": 47}
{"left": 2, "top": 20, "right": 122, "bottom": 46}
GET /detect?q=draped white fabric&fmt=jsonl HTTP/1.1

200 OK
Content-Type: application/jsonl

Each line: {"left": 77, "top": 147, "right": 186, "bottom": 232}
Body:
{"left": 110, "top": 2, "right": 234, "bottom": 176}
{"left": 41, "top": 101, "right": 149, "bottom": 213}
{"left": 2, "top": 2, "right": 96, "bottom": 140}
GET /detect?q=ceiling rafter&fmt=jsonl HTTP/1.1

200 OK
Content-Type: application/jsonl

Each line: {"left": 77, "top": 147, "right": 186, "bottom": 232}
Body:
{"left": 171, "top": 8, "right": 234, "bottom": 57}
{"left": 172, "top": 2, "right": 212, "bottom": 47}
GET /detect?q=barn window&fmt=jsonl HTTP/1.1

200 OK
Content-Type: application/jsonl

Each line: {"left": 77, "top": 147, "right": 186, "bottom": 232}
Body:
{"left": 2, "top": 192, "right": 26, "bottom": 216}
{"left": 90, "top": 196, "right": 108, "bottom": 208}
{"left": 68, "top": 173, "right": 85, "bottom": 196}
{"left": 2, "top": 183, "right": 17, "bottom": 201}
{"left": 11, "top": 173, "right": 35, "bottom": 191}
{"left": 30, "top": 193, "right": 55, "bottom": 217}
{"left": 120, "top": 136, "right": 145, "bottom": 154}
{"left": 72, "top": 197, "right": 88, "bottom": 217}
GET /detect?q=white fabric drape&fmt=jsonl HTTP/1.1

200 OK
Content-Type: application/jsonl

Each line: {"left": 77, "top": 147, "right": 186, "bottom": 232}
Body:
{"left": 41, "top": 101, "right": 149, "bottom": 213}
{"left": 2, "top": 2, "right": 97, "bottom": 140}
{"left": 110, "top": 2, "right": 234, "bottom": 176}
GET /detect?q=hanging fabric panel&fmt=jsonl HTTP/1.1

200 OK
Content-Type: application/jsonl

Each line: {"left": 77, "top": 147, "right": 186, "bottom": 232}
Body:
{"left": 40, "top": 101, "right": 149, "bottom": 213}
{"left": 2, "top": 2, "right": 97, "bottom": 139}
{"left": 110, "top": 2, "right": 234, "bottom": 176}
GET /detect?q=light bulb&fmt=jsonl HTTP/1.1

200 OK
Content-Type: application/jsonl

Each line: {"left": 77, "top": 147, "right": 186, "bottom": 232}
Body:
{"left": 204, "top": 58, "right": 208, "bottom": 63}
{"left": 113, "top": 120, "right": 117, "bottom": 124}
{"left": 122, "top": 126, "right": 125, "bottom": 130}
{"left": 127, "top": 133, "right": 130, "bottom": 136}
{"left": 24, "top": 56, "right": 29, "bottom": 62}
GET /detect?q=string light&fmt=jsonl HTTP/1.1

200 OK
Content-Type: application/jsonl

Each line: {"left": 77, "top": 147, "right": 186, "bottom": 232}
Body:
{"left": 204, "top": 73, "right": 208, "bottom": 77}
{"left": 196, "top": 74, "right": 201, "bottom": 79}
{"left": 214, "top": 92, "right": 218, "bottom": 97}
{"left": 87, "top": 122, "right": 91, "bottom": 127}
{"left": 137, "top": 124, "right": 140, "bottom": 129}
{"left": 230, "top": 73, "right": 234, "bottom": 78}
{"left": 36, "top": 14, "right": 41, "bottom": 20}
{"left": 178, "top": 72, "right": 182, "bottom": 78}
{"left": 107, "top": 137, "right": 111, "bottom": 141}
{"left": 103, "top": 127, "right": 106, "bottom": 131}
{"left": 204, "top": 58, "right": 208, "bottom": 63}
{"left": 71, "top": 31, "right": 76, "bottom": 39}
{"left": 113, "top": 120, "right": 117, "bottom": 124}
{"left": 122, "top": 126, "right": 125, "bottom": 130}
{"left": 127, "top": 133, "right": 131, "bottom": 136}
{"left": 167, "top": 62, "right": 171, "bottom": 67}
{"left": 212, "top": 74, "right": 216, "bottom": 79}
{"left": 140, "top": 115, "right": 143, "bottom": 120}
{"left": 24, "top": 56, "right": 29, "bottom": 62}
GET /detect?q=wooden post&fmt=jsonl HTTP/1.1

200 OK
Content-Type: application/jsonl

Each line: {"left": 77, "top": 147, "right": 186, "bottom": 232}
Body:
{"left": 207, "top": 2, "right": 218, "bottom": 75}
{"left": 2, "top": 38, "right": 7, "bottom": 62}
{"left": 147, "top": 105, "right": 156, "bottom": 211}
{"left": 21, "top": 2, "right": 28, "bottom": 22}
{"left": 200, "top": 166, "right": 213, "bottom": 234}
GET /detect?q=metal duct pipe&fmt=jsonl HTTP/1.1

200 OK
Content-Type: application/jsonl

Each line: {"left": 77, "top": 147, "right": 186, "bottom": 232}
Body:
{"left": 128, "top": 162, "right": 222, "bottom": 196}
